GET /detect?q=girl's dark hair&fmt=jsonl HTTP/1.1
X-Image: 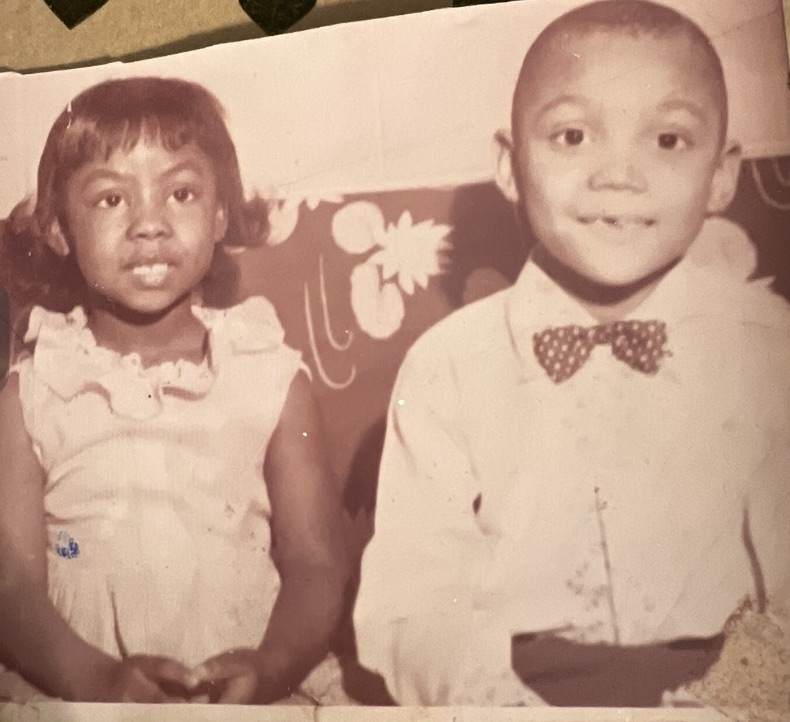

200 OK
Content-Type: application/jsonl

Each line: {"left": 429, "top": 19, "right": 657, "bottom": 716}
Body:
{"left": 1, "top": 76, "right": 268, "bottom": 311}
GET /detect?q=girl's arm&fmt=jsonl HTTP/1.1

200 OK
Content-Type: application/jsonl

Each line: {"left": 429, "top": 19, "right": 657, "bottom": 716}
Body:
{"left": 0, "top": 375, "right": 191, "bottom": 702}
{"left": 258, "top": 371, "right": 352, "bottom": 700}
{"left": 197, "top": 372, "right": 352, "bottom": 703}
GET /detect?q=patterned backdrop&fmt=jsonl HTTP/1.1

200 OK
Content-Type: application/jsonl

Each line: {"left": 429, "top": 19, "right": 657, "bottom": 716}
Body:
{"left": 227, "top": 157, "right": 790, "bottom": 552}
{"left": 1, "top": 156, "right": 790, "bottom": 551}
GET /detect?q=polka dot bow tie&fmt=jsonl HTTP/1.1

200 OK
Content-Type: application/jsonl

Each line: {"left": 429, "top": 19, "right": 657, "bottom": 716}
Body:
{"left": 532, "top": 320, "right": 669, "bottom": 383}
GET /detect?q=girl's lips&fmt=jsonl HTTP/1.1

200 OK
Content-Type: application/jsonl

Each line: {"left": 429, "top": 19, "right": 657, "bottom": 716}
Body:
{"left": 130, "top": 263, "right": 170, "bottom": 286}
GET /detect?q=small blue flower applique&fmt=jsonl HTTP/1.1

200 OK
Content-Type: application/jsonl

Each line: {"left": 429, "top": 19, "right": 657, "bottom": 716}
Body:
{"left": 55, "top": 531, "right": 80, "bottom": 559}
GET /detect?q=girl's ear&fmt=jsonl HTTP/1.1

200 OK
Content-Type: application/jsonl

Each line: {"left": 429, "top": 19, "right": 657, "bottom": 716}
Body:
{"left": 45, "top": 220, "right": 70, "bottom": 257}
{"left": 494, "top": 129, "right": 520, "bottom": 204}
{"left": 707, "top": 141, "right": 742, "bottom": 214}
{"left": 214, "top": 205, "right": 229, "bottom": 244}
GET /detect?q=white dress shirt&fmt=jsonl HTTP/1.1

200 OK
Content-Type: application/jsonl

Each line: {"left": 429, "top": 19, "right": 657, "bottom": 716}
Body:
{"left": 354, "top": 252, "right": 790, "bottom": 705}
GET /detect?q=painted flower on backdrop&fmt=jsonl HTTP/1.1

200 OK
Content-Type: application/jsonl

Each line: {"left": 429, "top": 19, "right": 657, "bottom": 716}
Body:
{"left": 267, "top": 193, "right": 345, "bottom": 246}
{"left": 332, "top": 201, "right": 451, "bottom": 339}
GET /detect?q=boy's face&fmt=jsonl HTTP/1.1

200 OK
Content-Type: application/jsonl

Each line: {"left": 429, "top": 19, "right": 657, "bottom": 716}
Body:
{"left": 498, "top": 29, "right": 740, "bottom": 289}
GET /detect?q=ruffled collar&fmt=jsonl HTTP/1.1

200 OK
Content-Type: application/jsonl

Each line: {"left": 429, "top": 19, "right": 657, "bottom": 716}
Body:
{"left": 23, "top": 297, "right": 286, "bottom": 420}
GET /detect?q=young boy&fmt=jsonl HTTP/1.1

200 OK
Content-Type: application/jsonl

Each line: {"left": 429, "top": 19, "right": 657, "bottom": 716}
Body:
{"left": 353, "top": 0, "right": 790, "bottom": 707}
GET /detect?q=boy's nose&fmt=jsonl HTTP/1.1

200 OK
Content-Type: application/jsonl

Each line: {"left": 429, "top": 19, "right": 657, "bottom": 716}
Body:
{"left": 588, "top": 152, "right": 647, "bottom": 192}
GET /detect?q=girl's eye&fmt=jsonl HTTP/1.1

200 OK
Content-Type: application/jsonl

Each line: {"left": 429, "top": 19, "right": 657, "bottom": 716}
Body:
{"left": 657, "top": 133, "right": 689, "bottom": 150}
{"left": 553, "top": 128, "right": 586, "bottom": 147}
{"left": 172, "top": 187, "right": 196, "bottom": 203}
{"left": 97, "top": 193, "right": 123, "bottom": 209}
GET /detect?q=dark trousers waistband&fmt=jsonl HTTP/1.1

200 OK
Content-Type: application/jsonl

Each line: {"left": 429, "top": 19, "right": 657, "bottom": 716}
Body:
{"left": 511, "top": 632, "right": 725, "bottom": 707}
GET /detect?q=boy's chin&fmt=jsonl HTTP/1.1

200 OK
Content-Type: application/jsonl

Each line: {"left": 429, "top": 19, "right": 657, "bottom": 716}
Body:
{"left": 582, "top": 269, "right": 664, "bottom": 290}
{"left": 535, "top": 247, "right": 681, "bottom": 307}
{"left": 571, "top": 255, "right": 681, "bottom": 290}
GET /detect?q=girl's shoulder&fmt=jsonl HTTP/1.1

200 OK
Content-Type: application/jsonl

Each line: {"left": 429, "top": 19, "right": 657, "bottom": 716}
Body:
{"left": 12, "top": 304, "right": 91, "bottom": 372}
{"left": 23, "top": 303, "right": 90, "bottom": 343}
{"left": 195, "top": 296, "right": 292, "bottom": 359}
{"left": 20, "top": 296, "right": 292, "bottom": 362}
{"left": 16, "top": 297, "right": 301, "bottom": 421}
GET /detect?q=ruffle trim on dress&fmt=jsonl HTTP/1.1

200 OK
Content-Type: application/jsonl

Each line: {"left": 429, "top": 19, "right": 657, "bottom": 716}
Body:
{"left": 23, "top": 296, "right": 287, "bottom": 421}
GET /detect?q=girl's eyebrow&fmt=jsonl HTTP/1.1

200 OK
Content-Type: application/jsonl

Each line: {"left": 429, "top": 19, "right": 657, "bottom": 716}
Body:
{"left": 160, "top": 159, "right": 207, "bottom": 179}
{"left": 75, "top": 159, "right": 207, "bottom": 188}
{"left": 77, "top": 168, "right": 127, "bottom": 186}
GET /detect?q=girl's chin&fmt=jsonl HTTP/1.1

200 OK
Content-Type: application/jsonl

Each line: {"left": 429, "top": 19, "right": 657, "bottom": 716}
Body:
{"left": 87, "top": 292, "right": 193, "bottom": 322}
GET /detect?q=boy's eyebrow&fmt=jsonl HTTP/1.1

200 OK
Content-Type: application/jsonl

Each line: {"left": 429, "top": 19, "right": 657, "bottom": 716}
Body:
{"left": 532, "top": 94, "right": 591, "bottom": 120}
{"left": 655, "top": 99, "right": 710, "bottom": 123}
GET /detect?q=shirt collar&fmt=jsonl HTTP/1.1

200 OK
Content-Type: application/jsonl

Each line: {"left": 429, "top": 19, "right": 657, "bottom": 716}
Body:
{"left": 504, "top": 254, "right": 694, "bottom": 381}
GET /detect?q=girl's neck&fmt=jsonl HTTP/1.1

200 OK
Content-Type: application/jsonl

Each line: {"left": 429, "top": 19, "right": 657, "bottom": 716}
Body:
{"left": 532, "top": 245, "right": 678, "bottom": 324}
{"left": 86, "top": 293, "right": 208, "bottom": 367}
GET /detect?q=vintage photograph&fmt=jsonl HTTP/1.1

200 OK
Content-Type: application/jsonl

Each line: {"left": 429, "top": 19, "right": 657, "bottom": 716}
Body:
{"left": 0, "top": 0, "right": 789, "bottom": 717}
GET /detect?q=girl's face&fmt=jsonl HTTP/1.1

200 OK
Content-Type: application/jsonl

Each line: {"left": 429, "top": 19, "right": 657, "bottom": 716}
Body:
{"left": 61, "top": 141, "right": 227, "bottom": 316}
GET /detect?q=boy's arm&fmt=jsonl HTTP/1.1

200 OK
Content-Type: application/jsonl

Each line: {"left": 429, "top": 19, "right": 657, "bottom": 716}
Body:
{"left": 353, "top": 341, "right": 539, "bottom": 705}
{"left": 743, "top": 336, "right": 790, "bottom": 619}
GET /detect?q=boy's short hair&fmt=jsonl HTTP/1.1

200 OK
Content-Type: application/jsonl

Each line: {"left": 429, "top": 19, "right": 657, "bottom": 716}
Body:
{"left": 512, "top": 0, "right": 728, "bottom": 145}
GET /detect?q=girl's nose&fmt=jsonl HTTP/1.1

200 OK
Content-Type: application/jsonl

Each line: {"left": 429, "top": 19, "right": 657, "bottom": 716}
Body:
{"left": 129, "top": 199, "right": 171, "bottom": 242}
{"left": 588, "top": 149, "right": 647, "bottom": 193}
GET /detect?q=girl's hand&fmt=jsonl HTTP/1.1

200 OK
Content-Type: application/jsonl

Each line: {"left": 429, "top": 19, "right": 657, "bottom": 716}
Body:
{"left": 90, "top": 655, "right": 197, "bottom": 703}
{"left": 190, "top": 648, "right": 260, "bottom": 704}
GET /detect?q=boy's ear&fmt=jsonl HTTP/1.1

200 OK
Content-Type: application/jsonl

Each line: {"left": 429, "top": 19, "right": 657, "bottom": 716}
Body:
{"left": 45, "top": 220, "right": 70, "bottom": 257}
{"left": 214, "top": 205, "right": 229, "bottom": 244}
{"left": 707, "top": 141, "right": 742, "bottom": 214}
{"left": 494, "top": 129, "right": 520, "bottom": 204}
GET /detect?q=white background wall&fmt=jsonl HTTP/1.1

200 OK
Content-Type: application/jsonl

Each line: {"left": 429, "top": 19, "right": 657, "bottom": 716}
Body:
{"left": 1, "top": 0, "right": 788, "bottom": 216}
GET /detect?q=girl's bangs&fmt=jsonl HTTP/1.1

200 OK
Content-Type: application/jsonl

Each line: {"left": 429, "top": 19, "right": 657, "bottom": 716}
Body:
{"left": 58, "top": 113, "right": 200, "bottom": 173}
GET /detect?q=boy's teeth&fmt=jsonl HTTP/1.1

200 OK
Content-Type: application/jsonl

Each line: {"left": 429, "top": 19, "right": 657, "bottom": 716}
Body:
{"left": 582, "top": 217, "right": 651, "bottom": 228}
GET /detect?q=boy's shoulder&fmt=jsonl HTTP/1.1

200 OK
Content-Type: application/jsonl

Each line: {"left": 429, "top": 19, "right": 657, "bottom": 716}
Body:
{"left": 704, "top": 268, "right": 790, "bottom": 334}
{"left": 405, "top": 287, "right": 514, "bottom": 366}
{"left": 681, "top": 255, "right": 788, "bottom": 325}
{"left": 690, "top": 266, "right": 790, "bottom": 388}
{"left": 393, "top": 286, "right": 519, "bottom": 406}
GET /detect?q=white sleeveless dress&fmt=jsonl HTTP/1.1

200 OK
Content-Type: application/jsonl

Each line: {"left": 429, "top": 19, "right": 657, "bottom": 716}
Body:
{"left": 1, "top": 297, "right": 347, "bottom": 703}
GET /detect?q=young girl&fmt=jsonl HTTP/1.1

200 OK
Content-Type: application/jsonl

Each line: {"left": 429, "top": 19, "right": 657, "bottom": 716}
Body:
{"left": 0, "top": 76, "right": 352, "bottom": 704}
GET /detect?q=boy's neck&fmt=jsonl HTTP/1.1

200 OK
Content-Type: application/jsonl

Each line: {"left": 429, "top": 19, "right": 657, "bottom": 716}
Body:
{"left": 86, "top": 294, "right": 208, "bottom": 367}
{"left": 532, "top": 246, "right": 679, "bottom": 324}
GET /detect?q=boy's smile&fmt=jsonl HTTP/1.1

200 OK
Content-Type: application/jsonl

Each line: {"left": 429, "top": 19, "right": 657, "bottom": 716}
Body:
{"left": 497, "top": 28, "right": 741, "bottom": 300}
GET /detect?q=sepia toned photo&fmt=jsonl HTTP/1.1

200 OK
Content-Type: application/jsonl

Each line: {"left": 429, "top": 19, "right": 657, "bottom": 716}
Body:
{"left": 0, "top": 0, "right": 788, "bottom": 719}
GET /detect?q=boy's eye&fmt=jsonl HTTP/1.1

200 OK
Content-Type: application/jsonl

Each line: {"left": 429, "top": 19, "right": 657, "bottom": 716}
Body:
{"left": 657, "top": 133, "right": 689, "bottom": 150}
{"left": 172, "top": 187, "right": 196, "bottom": 203}
{"left": 554, "top": 128, "right": 586, "bottom": 147}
